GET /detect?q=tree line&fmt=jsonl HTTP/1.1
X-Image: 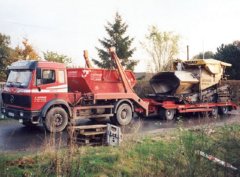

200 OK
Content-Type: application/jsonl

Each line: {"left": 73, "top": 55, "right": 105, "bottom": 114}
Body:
{"left": 193, "top": 41, "right": 240, "bottom": 80}
{"left": 0, "top": 35, "right": 72, "bottom": 81}
{"left": 1, "top": 12, "right": 240, "bottom": 81}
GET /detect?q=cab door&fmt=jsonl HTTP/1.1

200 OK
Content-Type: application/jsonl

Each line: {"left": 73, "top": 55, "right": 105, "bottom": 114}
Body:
{"left": 32, "top": 68, "right": 57, "bottom": 110}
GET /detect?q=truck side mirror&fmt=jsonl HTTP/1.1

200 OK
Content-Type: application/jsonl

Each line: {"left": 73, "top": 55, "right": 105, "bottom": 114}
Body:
{"left": 36, "top": 68, "right": 42, "bottom": 85}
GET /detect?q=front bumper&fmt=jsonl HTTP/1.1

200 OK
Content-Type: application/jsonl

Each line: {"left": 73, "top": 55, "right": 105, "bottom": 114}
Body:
{"left": 1, "top": 107, "right": 41, "bottom": 123}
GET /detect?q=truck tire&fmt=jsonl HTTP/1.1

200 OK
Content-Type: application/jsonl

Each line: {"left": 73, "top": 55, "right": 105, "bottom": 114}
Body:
{"left": 160, "top": 108, "right": 175, "bottom": 120}
{"left": 44, "top": 107, "right": 68, "bottom": 133}
{"left": 111, "top": 103, "right": 133, "bottom": 126}
{"left": 219, "top": 106, "right": 229, "bottom": 115}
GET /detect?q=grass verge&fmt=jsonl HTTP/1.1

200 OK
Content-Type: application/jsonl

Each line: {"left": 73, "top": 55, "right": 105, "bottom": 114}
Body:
{"left": 0, "top": 124, "right": 240, "bottom": 177}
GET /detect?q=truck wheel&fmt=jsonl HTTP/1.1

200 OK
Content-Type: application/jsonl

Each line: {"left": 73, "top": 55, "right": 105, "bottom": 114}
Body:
{"left": 44, "top": 107, "right": 68, "bottom": 133}
{"left": 160, "top": 109, "right": 175, "bottom": 120}
{"left": 111, "top": 103, "right": 133, "bottom": 126}
{"left": 219, "top": 106, "right": 229, "bottom": 115}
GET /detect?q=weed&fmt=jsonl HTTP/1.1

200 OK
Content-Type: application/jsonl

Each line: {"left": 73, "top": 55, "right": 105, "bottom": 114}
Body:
{"left": 1, "top": 124, "right": 240, "bottom": 177}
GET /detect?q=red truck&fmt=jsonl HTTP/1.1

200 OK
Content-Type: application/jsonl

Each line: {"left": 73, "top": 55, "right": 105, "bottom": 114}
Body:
{"left": 1, "top": 48, "right": 149, "bottom": 132}
{"left": 1, "top": 48, "right": 237, "bottom": 132}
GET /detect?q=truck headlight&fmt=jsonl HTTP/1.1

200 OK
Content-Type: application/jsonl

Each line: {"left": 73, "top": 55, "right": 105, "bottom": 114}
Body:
{"left": 20, "top": 112, "right": 24, "bottom": 117}
{"left": 2, "top": 109, "right": 5, "bottom": 113}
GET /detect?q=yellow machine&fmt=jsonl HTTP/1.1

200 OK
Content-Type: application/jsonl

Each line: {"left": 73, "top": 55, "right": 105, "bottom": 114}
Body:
{"left": 150, "top": 59, "right": 231, "bottom": 103}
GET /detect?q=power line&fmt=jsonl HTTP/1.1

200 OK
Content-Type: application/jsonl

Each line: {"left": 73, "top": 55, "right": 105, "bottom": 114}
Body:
{"left": 0, "top": 19, "right": 53, "bottom": 30}
{"left": 0, "top": 19, "right": 81, "bottom": 34}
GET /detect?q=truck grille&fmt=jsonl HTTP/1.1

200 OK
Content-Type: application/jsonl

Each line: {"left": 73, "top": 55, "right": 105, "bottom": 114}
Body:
{"left": 2, "top": 93, "right": 31, "bottom": 108}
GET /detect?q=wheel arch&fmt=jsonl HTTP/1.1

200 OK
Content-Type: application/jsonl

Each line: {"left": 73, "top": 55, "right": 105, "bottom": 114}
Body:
{"left": 41, "top": 99, "right": 72, "bottom": 119}
{"left": 113, "top": 99, "right": 134, "bottom": 113}
{"left": 159, "top": 107, "right": 176, "bottom": 120}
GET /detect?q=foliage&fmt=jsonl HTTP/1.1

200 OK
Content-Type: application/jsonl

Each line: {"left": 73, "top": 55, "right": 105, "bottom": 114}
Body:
{"left": 142, "top": 26, "right": 180, "bottom": 72}
{"left": 43, "top": 51, "right": 72, "bottom": 64}
{"left": 193, "top": 51, "right": 215, "bottom": 59}
{"left": 93, "top": 12, "right": 138, "bottom": 70}
{"left": 0, "top": 33, "right": 17, "bottom": 81}
{"left": 0, "top": 33, "right": 11, "bottom": 80}
{"left": 134, "top": 80, "right": 154, "bottom": 97}
{"left": 14, "top": 38, "right": 40, "bottom": 60}
{"left": 0, "top": 35, "right": 40, "bottom": 81}
{"left": 214, "top": 41, "right": 240, "bottom": 80}
{"left": 1, "top": 124, "right": 240, "bottom": 177}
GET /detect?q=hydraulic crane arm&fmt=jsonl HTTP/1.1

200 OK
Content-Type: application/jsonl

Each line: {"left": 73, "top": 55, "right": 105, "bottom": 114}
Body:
{"left": 109, "top": 47, "right": 149, "bottom": 115}
{"left": 83, "top": 50, "right": 93, "bottom": 68}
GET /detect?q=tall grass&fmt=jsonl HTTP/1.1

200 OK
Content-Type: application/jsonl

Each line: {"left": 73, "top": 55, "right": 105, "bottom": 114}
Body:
{"left": 0, "top": 124, "right": 240, "bottom": 177}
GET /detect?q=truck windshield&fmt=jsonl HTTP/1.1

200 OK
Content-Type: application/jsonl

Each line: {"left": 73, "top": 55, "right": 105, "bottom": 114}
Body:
{"left": 6, "top": 70, "right": 32, "bottom": 88}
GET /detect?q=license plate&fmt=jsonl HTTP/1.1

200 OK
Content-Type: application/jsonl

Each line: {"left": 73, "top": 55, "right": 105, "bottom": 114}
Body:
{"left": 8, "top": 112, "right": 14, "bottom": 117}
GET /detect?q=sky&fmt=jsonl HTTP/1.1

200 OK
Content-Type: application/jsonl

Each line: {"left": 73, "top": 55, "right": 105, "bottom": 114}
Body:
{"left": 0, "top": 0, "right": 239, "bottom": 72}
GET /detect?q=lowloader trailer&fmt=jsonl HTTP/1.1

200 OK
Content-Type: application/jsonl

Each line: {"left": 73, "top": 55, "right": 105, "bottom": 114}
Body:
{"left": 144, "top": 58, "right": 237, "bottom": 120}
{"left": 1, "top": 48, "right": 236, "bottom": 132}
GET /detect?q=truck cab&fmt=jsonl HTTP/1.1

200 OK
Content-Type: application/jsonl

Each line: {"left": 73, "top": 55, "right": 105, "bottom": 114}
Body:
{"left": 1, "top": 60, "right": 70, "bottom": 131}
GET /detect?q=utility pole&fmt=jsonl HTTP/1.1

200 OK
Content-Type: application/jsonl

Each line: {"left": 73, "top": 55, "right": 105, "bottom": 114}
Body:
{"left": 187, "top": 45, "right": 189, "bottom": 60}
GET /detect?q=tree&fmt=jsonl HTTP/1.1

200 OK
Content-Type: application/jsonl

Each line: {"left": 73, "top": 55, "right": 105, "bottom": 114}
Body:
{"left": 142, "top": 26, "right": 180, "bottom": 72}
{"left": 43, "top": 51, "right": 72, "bottom": 64}
{"left": 14, "top": 38, "right": 40, "bottom": 60}
{"left": 193, "top": 51, "right": 214, "bottom": 59}
{"left": 93, "top": 12, "right": 138, "bottom": 70}
{"left": 214, "top": 41, "right": 240, "bottom": 80}
{"left": 0, "top": 33, "right": 17, "bottom": 81}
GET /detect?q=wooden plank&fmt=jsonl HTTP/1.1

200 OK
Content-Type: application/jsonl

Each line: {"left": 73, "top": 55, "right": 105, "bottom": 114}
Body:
{"left": 80, "top": 131, "right": 106, "bottom": 136}
{"left": 70, "top": 124, "right": 107, "bottom": 129}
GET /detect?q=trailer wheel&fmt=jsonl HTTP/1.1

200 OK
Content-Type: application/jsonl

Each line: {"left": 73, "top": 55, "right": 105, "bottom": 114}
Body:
{"left": 210, "top": 107, "right": 218, "bottom": 117}
{"left": 111, "top": 103, "right": 133, "bottom": 126}
{"left": 44, "top": 107, "right": 68, "bottom": 133}
{"left": 219, "top": 106, "right": 229, "bottom": 115}
{"left": 160, "top": 109, "right": 175, "bottom": 120}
